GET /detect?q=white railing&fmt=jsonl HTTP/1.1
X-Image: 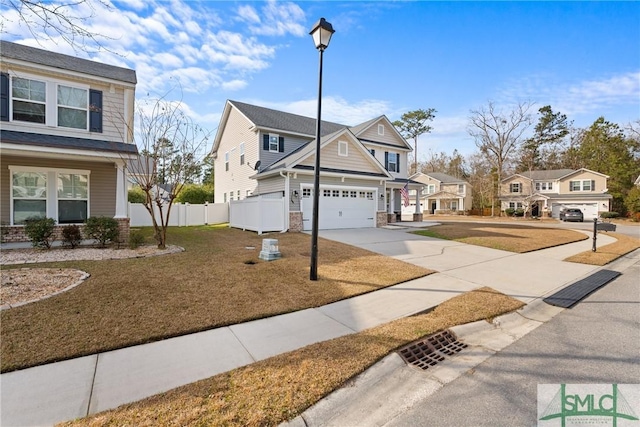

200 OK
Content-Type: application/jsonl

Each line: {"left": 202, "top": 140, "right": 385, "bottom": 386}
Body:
{"left": 229, "top": 196, "right": 286, "bottom": 234}
{"left": 128, "top": 202, "right": 229, "bottom": 227}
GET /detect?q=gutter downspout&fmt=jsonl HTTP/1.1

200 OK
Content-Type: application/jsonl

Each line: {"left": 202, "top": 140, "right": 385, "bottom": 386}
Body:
{"left": 280, "top": 171, "right": 290, "bottom": 232}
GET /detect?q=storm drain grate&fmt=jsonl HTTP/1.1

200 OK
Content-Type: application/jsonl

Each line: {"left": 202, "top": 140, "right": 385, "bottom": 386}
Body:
{"left": 398, "top": 330, "right": 468, "bottom": 371}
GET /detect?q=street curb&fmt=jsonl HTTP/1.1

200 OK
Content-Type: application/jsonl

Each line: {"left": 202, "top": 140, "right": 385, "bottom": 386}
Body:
{"left": 282, "top": 297, "right": 567, "bottom": 427}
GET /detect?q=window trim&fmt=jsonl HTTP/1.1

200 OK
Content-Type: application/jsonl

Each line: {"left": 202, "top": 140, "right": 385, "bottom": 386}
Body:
{"left": 269, "top": 134, "right": 279, "bottom": 152}
{"left": 239, "top": 143, "right": 245, "bottom": 165}
{"left": 378, "top": 124, "right": 385, "bottom": 135}
{"left": 510, "top": 182, "right": 521, "bottom": 193}
{"left": 9, "top": 165, "right": 90, "bottom": 225}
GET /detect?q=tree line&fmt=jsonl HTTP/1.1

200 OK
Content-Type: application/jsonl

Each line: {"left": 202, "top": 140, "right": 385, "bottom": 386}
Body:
{"left": 394, "top": 102, "right": 640, "bottom": 217}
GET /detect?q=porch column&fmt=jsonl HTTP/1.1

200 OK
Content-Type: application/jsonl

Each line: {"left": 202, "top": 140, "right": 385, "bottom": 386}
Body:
{"left": 388, "top": 190, "right": 394, "bottom": 213}
{"left": 114, "top": 161, "right": 127, "bottom": 219}
{"left": 414, "top": 186, "right": 421, "bottom": 213}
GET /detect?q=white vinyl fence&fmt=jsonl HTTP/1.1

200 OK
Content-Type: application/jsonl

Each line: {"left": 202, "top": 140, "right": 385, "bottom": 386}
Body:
{"left": 128, "top": 202, "right": 228, "bottom": 227}
{"left": 229, "top": 196, "right": 286, "bottom": 234}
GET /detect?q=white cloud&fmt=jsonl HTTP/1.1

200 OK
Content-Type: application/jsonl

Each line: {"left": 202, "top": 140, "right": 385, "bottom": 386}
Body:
{"left": 221, "top": 80, "right": 248, "bottom": 91}
{"left": 241, "top": 0, "right": 306, "bottom": 37}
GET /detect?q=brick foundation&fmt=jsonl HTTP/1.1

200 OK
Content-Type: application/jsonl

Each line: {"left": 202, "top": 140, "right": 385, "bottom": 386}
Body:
{"left": 1, "top": 217, "right": 131, "bottom": 245}
{"left": 412, "top": 213, "right": 424, "bottom": 222}
{"left": 289, "top": 212, "right": 303, "bottom": 232}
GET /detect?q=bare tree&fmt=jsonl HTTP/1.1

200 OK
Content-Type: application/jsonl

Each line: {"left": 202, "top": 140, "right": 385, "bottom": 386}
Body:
{"left": 468, "top": 101, "right": 533, "bottom": 215}
{"left": 127, "top": 95, "right": 211, "bottom": 249}
{"left": 1, "top": 0, "right": 114, "bottom": 53}
{"left": 392, "top": 108, "right": 436, "bottom": 174}
{"left": 467, "top": 152, "right": 495, "bottom": 216}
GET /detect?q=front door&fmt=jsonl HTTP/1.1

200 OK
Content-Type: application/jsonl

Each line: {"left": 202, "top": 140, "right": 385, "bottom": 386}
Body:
{"left": 431, "top": 201, "right": 436, "bottom": 214}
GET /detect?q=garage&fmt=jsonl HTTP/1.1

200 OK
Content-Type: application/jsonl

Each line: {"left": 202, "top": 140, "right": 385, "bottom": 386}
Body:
{"left": 301, "top": 186, "right": 376, "bottom": 230}
{"left": 552, "top": 203, "right": 598, "bottom": 220}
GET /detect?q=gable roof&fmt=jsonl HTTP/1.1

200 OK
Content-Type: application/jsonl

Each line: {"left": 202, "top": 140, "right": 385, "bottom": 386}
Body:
{"left": 255, "top": 127, "right": 391, "bottom": 180}
{"left": 503, "top": 168, "right": 609, "bottom": 182}
{"left": 0, "top": 40, "right": 137, "bottom": 84}
{"left": 411, "top": 172, "right": 469, "bottom": 184}
{"left": 349, "top": 115, "right": 413, "bottom": 151}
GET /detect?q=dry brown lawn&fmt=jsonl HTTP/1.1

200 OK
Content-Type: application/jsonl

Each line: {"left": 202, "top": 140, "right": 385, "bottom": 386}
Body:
{"left": 60, "top": 287, "right": 523, "bottom": 427}
{"left": 413, "top": 222, "right": 588, "bottom": 252}
{"left": 565, "top": 232, "right": 640, "bottom": 265}
{"left": 1, "top": 227, "right": 431, "bottom": 373}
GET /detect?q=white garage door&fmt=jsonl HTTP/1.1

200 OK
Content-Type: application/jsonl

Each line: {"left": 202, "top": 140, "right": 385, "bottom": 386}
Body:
{"left": 552, "top": 203, "right": 598, "bottom": 220}
{"left": 301, "top": 187, "right": 376, "bottom": 230}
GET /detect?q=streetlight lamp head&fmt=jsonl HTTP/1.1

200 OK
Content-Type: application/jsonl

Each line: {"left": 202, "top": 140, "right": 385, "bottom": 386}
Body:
{"left": 309, "top": 17, "right": 334, "bottom": 50}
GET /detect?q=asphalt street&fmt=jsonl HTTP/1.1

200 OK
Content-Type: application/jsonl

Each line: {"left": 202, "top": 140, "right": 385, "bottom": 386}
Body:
{"left": 384, "top": 257, "right": 640, "bottom": 427}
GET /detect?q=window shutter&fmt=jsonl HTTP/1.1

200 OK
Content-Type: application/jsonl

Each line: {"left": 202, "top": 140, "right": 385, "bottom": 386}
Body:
{"left": 263, "top": 134, "right": 269, "bottom": 150}
{"left": 569, "top": 182, "right": 573, "bottom": 192}
{"left": 278, "top": 136, "right": 284, "bottom": 152}
{"left": 397, "top": 154, "right": 400, "bottom": 173}
{"left": 385, "top": 151, "right": 389, "bottom": 169}
{"left": 591, "top": 180, "right": 595, "bottom": 191}
{"left": 89, "top": 89, "right": 103, "bottom": 132}
{"left": 0, "top": 73, "right": 8, "bottom": 122}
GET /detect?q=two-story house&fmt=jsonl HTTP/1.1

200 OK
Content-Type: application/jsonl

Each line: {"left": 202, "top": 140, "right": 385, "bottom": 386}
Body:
{"left": 0, "top": 40, "right": 138, "bottom": 242}
{"left": 211, "top": 100, "right": 423, "bottom": 231}
{"left": 407, "top": 172, "right": 472, "bottom": 215}
{"left": 499, "top": 168, "right": 612, "bottom": 219}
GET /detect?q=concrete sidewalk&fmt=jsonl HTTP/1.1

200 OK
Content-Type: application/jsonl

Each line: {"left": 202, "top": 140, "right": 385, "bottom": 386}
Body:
{"left": 0, "top": 227, "right": 618, "bottom": 426}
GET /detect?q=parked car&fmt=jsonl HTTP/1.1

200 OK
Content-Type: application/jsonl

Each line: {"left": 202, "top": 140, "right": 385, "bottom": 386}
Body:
{"left": 560, "top": 208, "right": 584, "bottom": 222}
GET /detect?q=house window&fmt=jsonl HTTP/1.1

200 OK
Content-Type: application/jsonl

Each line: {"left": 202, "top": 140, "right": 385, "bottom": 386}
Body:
{"left": 239, "top": 143, "right": 245, "bottom": 165}
{"left": 424, "top": 184, "right": 436, "bottom": 194}
{"left": 582, "top": 180, "right": 594, "bottom": 191}
{"left": 302, "top": 188, "right": 311, "bottom": 198}
{"left": 57, "top": 85, "right": 88, "bottom": 129}
{"left": 366, "top": 191, "right": 373, "bottom": 200}
{"left": 536, "top": 182, "right": 553, "bottom": 191}
{"left": 509, "top": 202, "right": 523, "bottom": 209}
{"left": 57, "top": 173, "right": 88, "bottom": 223}
{"left": 323, "top": 189, "right": 331, "bottom": 197}
{"left": 269, "top": 134, "right": 279, "bottom": 152}
{"left": 338, "top": 141, "right": 348, "bottom": 157}
{"left": 12, "top": 77, "right": 46, "bottom": 124}
{"left": 386, "top": 152, "right": 399, "bottom": 173}
{"left": 510, "top": 183, "right": 521, "bottom": 193}
{"left": 342, "top": 190, "right": 349, "bottom": 197}
{"left": 569, "top": 180, "right": 582, "bottom": 191}
{"left": 229, "top": 192, "right": 233, "bottom": 201}
{"left": 12, "top": 171, "right": 47, "bottom": 224}
{"left": 458, "top": 184, "right": 464, "bottom": 194}
{"left": 225, "top": 152, "right": 229, "bottom": 171}
{"left": 332, "top": 190, "right": 340, "bottom": 197}
{"left": 350, "top": 191, "right": 357, "bottom": 198}
{"left": 378, "top": 124, "right": 385, "bottom": 135}
{"left": 11, "top": 167, "right": 89, "bottom": 225}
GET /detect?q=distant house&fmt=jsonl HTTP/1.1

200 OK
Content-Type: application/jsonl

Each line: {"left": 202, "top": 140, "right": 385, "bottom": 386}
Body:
{"left": 210, "top": 100, "right": 424, "bottom": 231}
{"left": 0, "top": 40, "right": 138, "bottom": 242}
{"left": 406, "top": 172, "right": 472, "bottom": 215}
{"left": 499, "top": 168, "right": 612, "bottom": 219}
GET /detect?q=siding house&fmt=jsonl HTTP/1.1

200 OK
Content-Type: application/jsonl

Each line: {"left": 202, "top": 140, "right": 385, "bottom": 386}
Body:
{"left": 407, "top": 172, "right": 473, "bottom": 215}
{"left": 499, "top": 168, "right": 612, "bottom": 219}
{"left": 0, "top": 40, "right": 137, "bottom": 242}
{"left": 211, "top": 100, "right": 423, "bottom": 231}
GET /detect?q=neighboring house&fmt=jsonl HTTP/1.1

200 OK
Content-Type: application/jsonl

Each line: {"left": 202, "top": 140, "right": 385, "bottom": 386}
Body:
{"left": 499, "top": 168, "right": 612, "bottom": 219}
{"left": 210, "top": 100, "right": 423, "bottom": 231}
{"left": 406, "top": 172, "right": 472, "bottom": 215}
{"left": 0, "top": 40, "right": 137, "bottom": 243}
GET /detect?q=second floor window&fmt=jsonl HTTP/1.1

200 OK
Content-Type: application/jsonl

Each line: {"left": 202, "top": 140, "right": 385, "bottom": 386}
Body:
{"left": 239, "top": 143, "right": 245, "bottom": 165}
{"left": 458, "top": 184, "right": 464, "bottom": 194}
{"left": 570, "top": 180, "right": 595, "bottom": 191}
{"left": 225, "top": 152, "right": 230, "bottom": 171}
{"left": 12, "top": 77, "right": 46, "bottom": 124}
{"left": 386, "top": 152, "right": 399, "bottom": 173}
{"left": 269, "top": 134, "right": 279, "bottom": 152}
{"left": 510, "top": 183, "right": 521, "bottom": 193}
{"left": 58, "top": 85, "right": 88, "bottom": 129}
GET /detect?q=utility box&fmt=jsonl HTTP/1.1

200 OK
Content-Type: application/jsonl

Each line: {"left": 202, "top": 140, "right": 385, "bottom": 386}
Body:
{"left": 259, "top": 238, "right": 281, "bottom": 261}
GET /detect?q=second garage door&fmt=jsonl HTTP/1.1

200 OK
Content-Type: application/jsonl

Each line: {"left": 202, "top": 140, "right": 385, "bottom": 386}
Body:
{"left": 301, "top": 187, "right": 376, "bottom": 230}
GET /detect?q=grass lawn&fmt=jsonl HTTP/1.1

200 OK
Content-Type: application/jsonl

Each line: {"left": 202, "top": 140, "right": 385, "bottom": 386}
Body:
{"left": 1, "top": 226, "right": 431, "bottom": 373}
{"left": 412, "top": 222, "right": 588, "bottom": 252}
{"left": 60, "top": 287, "right": 524, "bottom": 427}
{"left": 565, "top": 232, "right": 640, "bottom": 265}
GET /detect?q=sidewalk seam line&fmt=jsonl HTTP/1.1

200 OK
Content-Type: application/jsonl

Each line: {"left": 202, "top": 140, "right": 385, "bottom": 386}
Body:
{"left": 313, "top": 308, "right": 358, "bottom": 333}
{"left": 86, "top": 353, "right": 100, "bottom": 417}
{"left": 228, "top": 327, "right": 258, "bottom": 363}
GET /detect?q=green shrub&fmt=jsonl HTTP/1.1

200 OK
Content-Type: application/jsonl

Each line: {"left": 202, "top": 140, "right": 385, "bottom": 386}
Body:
{"left": 128, "top": 188, "right": 146, "bottom": 203}
{"left": 176, "top": 184, "right": 213, "bottom": 204}
{"left": 624, "top": 186, "right": 640, "bottom": 215}
{"left": 504, "top": 208, "right": 515, "bottom": 217}
{"left": 129, "top": 229, "right": 146, "bottom": 249}
{"left": 24, "top": 217, "right": 56, "bottom": 249}
{"left": 61, "top": 224, "right": 83, "bottom": 248}
{"left": 85, "top": 216, "right": 120, "bottom": 247}
{"left": 600, "top": 211, "right": 620, "bottom": 219}
{"left": 514, "top": 208, "right": 525, "bottom": 217}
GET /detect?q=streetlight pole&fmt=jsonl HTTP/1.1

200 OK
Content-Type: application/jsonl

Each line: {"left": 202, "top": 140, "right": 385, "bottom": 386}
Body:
{"left": 309, "top": 17, "right": 334, "bottom": 281}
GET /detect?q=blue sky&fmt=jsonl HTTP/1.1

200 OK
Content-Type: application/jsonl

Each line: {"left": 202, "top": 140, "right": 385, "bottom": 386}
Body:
{"left": 3, "top": 1, "right": 639, "bottom": 161}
